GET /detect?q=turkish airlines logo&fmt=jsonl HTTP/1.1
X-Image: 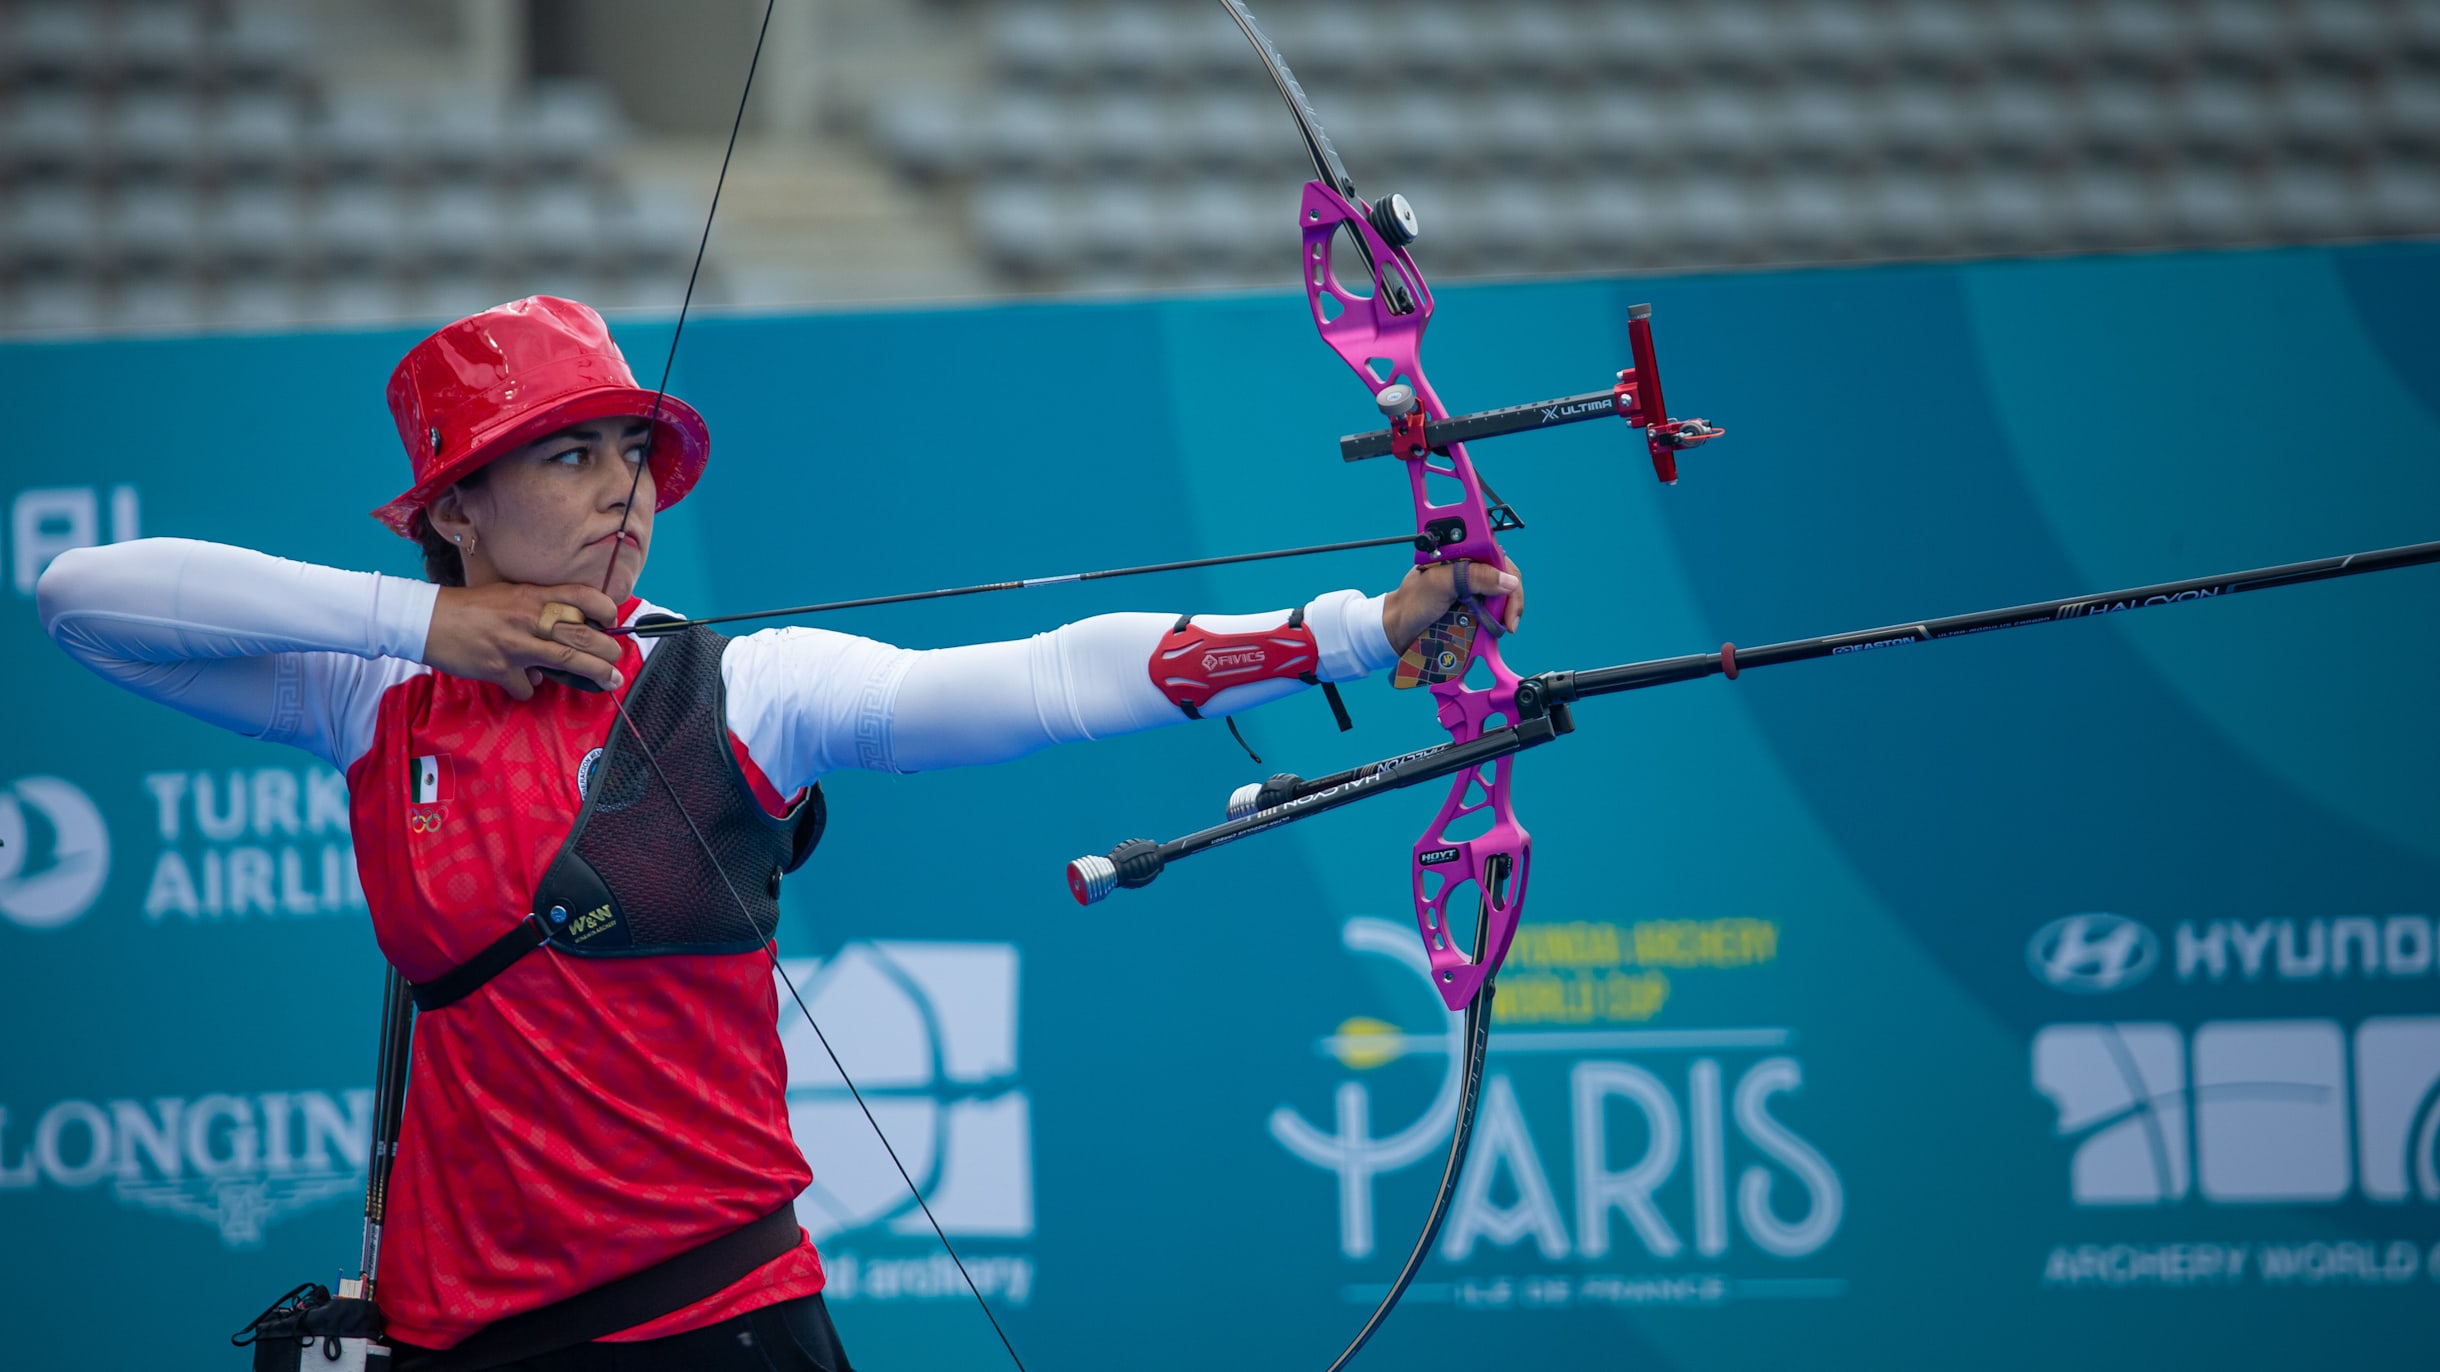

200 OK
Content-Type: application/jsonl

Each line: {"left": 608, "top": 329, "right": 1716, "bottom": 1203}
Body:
{"left": 2027, "top": 913, "right": 2159, "bottom": 994}
{"left": 0, "top": 776, "right": 110, "bottom": 931}
{"left": 1203, "top": 647, "right": 1267, "bottom": 671}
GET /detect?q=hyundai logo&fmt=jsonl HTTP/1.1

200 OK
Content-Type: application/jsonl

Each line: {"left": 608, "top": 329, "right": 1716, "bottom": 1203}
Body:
{"left": 2026, "top": 913, "right": 2159, "bottom": 994}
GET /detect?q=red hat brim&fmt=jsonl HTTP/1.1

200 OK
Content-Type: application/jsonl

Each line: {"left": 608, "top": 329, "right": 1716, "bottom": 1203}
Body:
{"left": 371, "top": 384, "right": 709, "bottom": 538}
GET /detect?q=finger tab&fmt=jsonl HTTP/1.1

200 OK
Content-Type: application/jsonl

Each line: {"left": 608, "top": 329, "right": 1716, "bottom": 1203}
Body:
{"left": 536, "top": 601, "right": 586, "bottom": 637}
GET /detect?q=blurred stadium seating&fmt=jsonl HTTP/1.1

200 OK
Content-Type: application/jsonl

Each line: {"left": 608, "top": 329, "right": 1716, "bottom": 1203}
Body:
{"left": 3, "top": 0, "right": 2436, "bottom": 336}
{"left": 876, "top": 0, "right": 2440, "bottom": 290}
{"left": 0, "top": 0, "right": 694, "bottom": 336}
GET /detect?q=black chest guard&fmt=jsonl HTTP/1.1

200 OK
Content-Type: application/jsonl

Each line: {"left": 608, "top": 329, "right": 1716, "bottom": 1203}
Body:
{"left": 408, "top": 621, "right": 824, "bottom": 1012}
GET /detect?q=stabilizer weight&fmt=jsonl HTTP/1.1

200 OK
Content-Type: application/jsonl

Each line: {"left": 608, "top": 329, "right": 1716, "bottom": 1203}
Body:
{"left": 1067, "top": 839, "right": 1166, "bottom": 905}
{"left": 1227, "top": 773, "right": 1308, "bottom": 821}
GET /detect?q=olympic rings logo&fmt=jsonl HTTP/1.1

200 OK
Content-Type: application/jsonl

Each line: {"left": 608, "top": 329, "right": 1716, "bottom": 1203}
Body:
{"left": 407, "top": 807, "right": 446, "bottom": 833}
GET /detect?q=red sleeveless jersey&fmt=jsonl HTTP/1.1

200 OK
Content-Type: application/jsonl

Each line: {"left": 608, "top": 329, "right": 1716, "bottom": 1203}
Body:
{"left": 346, "top": 625, "right": 823, "bottom": 1350}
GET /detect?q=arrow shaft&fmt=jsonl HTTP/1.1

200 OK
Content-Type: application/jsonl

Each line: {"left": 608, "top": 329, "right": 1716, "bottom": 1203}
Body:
{"left": 615, "top": 531, "right": 1430, "bottom": 637}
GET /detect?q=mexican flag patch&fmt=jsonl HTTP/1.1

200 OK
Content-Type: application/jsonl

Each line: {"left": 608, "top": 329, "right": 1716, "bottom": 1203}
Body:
{"left": 411, "top": 754, "right": 451, "bottom": 805}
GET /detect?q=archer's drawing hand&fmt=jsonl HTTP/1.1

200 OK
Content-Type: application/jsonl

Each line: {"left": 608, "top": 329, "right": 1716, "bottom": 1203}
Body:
{"left": 426, "top": 582, "right": 625, "bottom": 700}
{"left": 1382, "top": 555, "right": 1524, "bottom": 653}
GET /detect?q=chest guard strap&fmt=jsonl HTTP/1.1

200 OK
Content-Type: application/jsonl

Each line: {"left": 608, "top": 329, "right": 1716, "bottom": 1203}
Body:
{"left": 410, "top": 621, "right": 823, "bottom": 1013}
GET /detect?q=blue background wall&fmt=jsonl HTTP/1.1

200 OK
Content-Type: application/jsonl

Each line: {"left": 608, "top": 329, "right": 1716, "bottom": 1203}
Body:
{"left": 4, "top": 243, "right": 2437, "bottom": 1367}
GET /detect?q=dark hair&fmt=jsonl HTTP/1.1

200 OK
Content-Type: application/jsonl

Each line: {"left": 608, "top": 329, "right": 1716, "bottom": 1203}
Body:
{"left": 411, "top": 464, "right": 490, "bottom": 586}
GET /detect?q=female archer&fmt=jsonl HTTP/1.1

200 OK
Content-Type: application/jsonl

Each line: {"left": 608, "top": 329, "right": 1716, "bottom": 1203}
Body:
{"left": 37, "top": 295, "right": 1522, "bottom": 1371}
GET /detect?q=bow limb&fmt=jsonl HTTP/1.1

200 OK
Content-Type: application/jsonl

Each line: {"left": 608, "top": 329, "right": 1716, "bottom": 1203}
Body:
{"left": 1323, "top": 899, "right": 1498, "bottom": 1372}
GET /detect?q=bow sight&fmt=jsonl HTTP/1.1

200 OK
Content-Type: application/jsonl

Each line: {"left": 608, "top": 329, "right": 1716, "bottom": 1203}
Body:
{"left": 1343, "top": 302, "right": 1724, "bottom": 487}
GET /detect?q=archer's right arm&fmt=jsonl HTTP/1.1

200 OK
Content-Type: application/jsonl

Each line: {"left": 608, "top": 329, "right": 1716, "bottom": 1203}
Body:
{"left": 35, "top": 538, "right": 438, "bottom": 769}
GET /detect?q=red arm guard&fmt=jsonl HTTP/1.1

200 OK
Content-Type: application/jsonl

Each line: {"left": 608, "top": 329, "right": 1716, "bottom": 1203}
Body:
{"left": 1151, "top": 607, "right": 1354, "bottom": 738}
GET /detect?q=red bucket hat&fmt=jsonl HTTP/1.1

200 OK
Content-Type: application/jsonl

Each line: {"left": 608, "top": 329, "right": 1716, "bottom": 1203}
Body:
{"left": 372, "top": 295, "right": 709, "bottom": 538}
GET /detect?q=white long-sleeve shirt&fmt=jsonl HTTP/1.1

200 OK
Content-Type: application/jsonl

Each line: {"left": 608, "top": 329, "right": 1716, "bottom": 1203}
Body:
{"left": 36, "top": 537, "right": 1398, "bottom": 787}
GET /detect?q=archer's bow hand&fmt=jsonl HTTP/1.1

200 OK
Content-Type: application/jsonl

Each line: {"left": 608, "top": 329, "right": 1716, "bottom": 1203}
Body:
{"left": 426, "top": 582, "right": 625, "bottom": 700}
{"left": 1382, "top": 555, "right": 1524, "bottom": 652}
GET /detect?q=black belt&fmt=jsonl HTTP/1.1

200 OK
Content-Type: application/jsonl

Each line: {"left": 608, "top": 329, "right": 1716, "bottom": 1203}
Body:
{"left": 390, "top": 1203, "right": 802, "bottom": 1372}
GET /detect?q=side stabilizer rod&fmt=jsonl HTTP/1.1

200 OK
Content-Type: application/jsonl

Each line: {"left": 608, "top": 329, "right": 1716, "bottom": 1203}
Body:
{"left": 1066, "top": 710, "right": 1574, "bottom": 904}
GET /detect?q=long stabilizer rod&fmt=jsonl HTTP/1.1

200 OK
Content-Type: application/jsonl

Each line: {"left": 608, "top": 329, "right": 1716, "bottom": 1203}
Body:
{"left": 1068, "top": 535, "right": 2440, "bottom": 899}
{"left": 1548, "top": 535, "right": 2440, "bottom": 702}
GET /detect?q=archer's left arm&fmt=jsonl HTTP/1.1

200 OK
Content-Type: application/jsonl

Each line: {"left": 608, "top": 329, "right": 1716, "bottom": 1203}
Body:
{"left": 722, "top": 560, "right": 1522, "bottom": 788}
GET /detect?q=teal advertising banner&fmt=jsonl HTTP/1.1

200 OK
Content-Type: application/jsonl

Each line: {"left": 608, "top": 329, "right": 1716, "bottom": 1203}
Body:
{"left": 4, "top": 243, "right": 2438, "bottom": 1369}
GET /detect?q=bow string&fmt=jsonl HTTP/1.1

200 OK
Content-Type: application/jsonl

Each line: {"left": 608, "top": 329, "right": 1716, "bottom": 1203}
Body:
{"left": 575, "top": 2, "right": 1032, "bottom": 1367}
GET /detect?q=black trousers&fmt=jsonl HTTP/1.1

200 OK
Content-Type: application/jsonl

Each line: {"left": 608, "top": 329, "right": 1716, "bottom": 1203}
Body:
{"left": 479, "top": 1295, "right": 854, "bottom": 1372}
